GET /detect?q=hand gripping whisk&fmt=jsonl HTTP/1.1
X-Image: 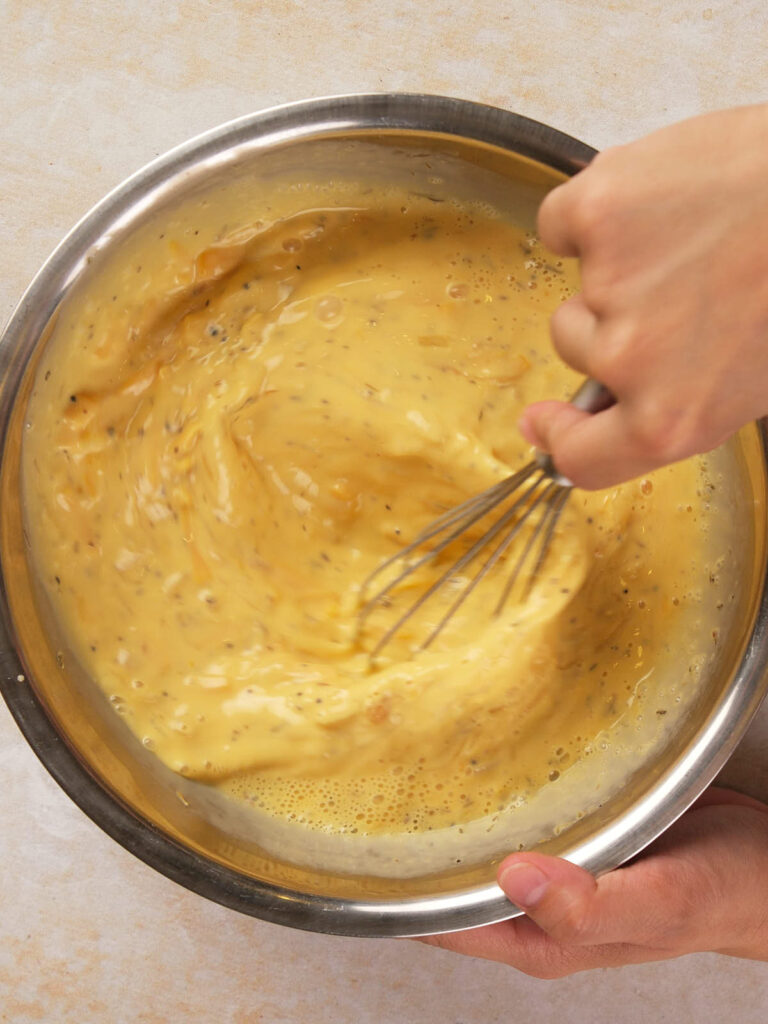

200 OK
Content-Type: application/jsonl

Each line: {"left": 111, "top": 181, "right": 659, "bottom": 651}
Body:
{"left": 358, "top": 379, "right": 614, "bottom": 661}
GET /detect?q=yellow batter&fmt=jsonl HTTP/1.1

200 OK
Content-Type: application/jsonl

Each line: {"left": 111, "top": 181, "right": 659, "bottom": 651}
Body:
{"left": 22, "top": 186, "right": 723, "bottom": 837}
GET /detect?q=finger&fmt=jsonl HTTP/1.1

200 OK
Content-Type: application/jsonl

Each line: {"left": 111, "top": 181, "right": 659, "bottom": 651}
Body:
{"left": 694, "top": 785, "right": 768, "bottom": 815}
{"left": 413, "top": 915, "right": 645, "bottom": 978}
{"left": 517, "top": 400, "right": 591, "bottom": 454}
{"left": 498, "top": 854, "right": 610, "bottom": 945}
{"left": 499, "top": 800, "right": 768, "bottom": 954}
{"left": 518, "top": 401, "right": 660, "bottom": 489}
{"left": 496, "top": 852, "right": 684, "bottom": 950}
{"left": 537, "top": 179, "right": 582, "bottom": 257}
{"left": 420, "top": 800, "right": 768, "bottom": 975}
{"left": 549, "top": 294, "right": 598, "bottom": 375}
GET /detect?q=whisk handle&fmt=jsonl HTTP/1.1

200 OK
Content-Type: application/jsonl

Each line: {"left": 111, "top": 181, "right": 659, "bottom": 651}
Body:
{"left": 569, "top": 378, "right": 615, "bottom": 414}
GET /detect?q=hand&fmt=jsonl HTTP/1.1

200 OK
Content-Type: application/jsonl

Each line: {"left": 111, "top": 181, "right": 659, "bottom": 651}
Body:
{"left": 519, "top": 104, "right": 768, "bottom": 489}
{"left": 417, "top": 788, "right": 768, "bottom": 977}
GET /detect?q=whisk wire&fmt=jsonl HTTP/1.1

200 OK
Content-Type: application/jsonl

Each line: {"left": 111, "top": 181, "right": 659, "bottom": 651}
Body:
{"left": 419, "top": 473, "right": 558, "bottom": 651}
{"left": 366, "top": 469, "right": 549, "bottom": 660}
{"left": 523, "top": 486, "right": 572, "bottom": 592}
{"left": 358, "top": 378, "right": 613, "bottom": 660}
{"left": 492, "top": 481, "right": 570, "bottom": 615}
{"left": 358, "top": 462, "right": 538, "bottom": 623}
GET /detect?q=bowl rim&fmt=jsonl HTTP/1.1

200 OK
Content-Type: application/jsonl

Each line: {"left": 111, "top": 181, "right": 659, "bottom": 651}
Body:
{"left": 2, "top": 92, "right": 768, "bottom": 937}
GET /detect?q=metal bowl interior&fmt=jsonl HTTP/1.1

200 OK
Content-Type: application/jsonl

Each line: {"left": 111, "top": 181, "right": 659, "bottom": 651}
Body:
{"left": 2, "top": 94, "right": 768, "bottom": 937}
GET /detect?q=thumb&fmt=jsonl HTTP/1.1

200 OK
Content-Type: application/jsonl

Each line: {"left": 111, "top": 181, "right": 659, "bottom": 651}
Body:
{"left": 496, "top": 844, "right": 706, "bottom": 951}
{"left": 518, "top": 400, "right": 590, "bottom": 456}
{"left": 498, "top": 800, "right": 768, "bottom": 955}
{"left": 519, "top": 399, "right": 658, "bottom": 489}
{"left": 497, "top": 854, "right": 610, "bottom": 946}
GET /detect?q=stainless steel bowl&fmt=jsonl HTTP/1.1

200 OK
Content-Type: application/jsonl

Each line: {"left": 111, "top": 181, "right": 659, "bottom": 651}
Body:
{"left": 2, "top": 94, "right": 768, "bottom": 937}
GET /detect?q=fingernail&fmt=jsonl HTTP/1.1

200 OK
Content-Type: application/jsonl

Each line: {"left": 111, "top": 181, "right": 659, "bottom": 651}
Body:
{"left": 499, "top": 861, "right": 550, "bottom": 909}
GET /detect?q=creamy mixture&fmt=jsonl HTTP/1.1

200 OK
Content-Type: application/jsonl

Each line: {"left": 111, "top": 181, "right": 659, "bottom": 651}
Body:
{"left": 22, "top": 185, "right": 728, "bottom": 839}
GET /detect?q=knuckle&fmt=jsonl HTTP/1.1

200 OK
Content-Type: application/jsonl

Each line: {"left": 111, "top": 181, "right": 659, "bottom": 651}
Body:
{"left": 520, "top": 960, "right": 572, "bottom": 980}
{"left": 538, "top": 180, "right": 572, "bottom": 231}
{"left": 584, "top": 318, "right": 636, "bottom": 385}
{"left": 580, "top": 276, "right": 615, "bottom": 315}
{"left": 548, "top": 304, "right": 580, "bottom": 360}
{"left": 537, "top": 184, "right": 560, "bottom": 227}
{"left": 513, "top": 937, "right": 582, "bottom": 979}
{"left": 586, "top": 350, "right": 612, "bottom": 388}
{"left": 625, "top": 400, "right": 700, "bottom": 465}
{"left": 546, "top": 895, "right": 595, "bottom": 945}
{"left": 549, "top": 298, "right": 573, "bottom": 336}
{"left": 568, "top": 159, "right": 616, "bottom": 242}
{"left": 634, "top": 859, "right": 706, "bottom": 947}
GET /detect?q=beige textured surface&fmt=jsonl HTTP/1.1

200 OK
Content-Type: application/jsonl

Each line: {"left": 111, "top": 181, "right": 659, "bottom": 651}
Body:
{"left": 2, "top": 1, "right": 768, "bottom": 1021}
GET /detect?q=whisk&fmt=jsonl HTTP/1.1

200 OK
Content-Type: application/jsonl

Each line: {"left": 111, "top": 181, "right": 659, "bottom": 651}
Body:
{"left": 358, "top": 379, "right": 614, "bottom": 661}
